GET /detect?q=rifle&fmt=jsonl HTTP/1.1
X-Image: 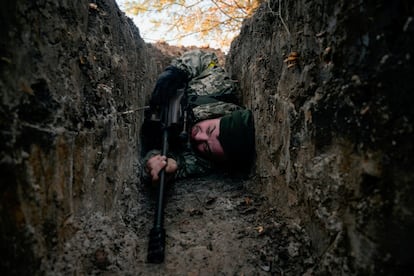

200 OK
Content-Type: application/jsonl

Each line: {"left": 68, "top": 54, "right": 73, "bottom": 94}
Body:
{"left": 147, "top": 87, "right": 188, "bottom": 263}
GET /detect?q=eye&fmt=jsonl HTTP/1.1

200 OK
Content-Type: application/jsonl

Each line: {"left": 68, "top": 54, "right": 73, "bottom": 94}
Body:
{"left": 207, "top": 125, "right": 215, "bottom": 136}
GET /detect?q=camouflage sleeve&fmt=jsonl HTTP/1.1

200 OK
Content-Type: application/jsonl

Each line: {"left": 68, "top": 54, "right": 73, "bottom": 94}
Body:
{"left": 173, "top": 149, "right": 215, "bottom": 179}
{"left": 192, "top": 101, "right": 242, "bottom": 121}
{"left": 171, "top": 50, "right": 219, "bottom": 79}
{"left": 186, "top": 66, "right": 237, "bottom": 99}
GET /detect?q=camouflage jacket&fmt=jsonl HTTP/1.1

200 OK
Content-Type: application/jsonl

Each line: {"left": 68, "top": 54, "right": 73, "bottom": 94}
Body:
{"left": 141, "top": 50, "right": 242, "bottom": 182}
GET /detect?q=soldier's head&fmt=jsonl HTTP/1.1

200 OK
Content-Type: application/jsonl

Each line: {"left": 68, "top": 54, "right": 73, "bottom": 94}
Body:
{"left": 191, "top": 109, "right": 255, "bottom": 169}
{"left": 191, "top": 117, "right": 225, "bottom": 160}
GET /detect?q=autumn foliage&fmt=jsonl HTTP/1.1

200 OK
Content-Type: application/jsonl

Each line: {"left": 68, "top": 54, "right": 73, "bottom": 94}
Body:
{"left": 123, "top": 0, "right": 262, "bottom": 49}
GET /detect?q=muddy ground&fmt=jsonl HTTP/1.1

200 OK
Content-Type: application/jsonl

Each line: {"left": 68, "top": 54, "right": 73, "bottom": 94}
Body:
{"left": 42, "top": 174, "right": 313, "bottom": 275}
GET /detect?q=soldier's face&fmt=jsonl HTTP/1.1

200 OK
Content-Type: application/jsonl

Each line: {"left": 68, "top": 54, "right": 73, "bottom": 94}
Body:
{"left": 191, "top": 118, "right": 225, "bottom": 160}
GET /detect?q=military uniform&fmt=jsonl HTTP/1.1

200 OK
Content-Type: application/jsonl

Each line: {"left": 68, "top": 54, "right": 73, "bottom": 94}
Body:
{"left": 140, "top": 50, "right": 244, "bottom": 182}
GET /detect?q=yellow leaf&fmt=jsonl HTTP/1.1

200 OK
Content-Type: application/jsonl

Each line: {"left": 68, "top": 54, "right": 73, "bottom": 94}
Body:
{"left": 256, "top": 226, "right": 264, "bottom": 233}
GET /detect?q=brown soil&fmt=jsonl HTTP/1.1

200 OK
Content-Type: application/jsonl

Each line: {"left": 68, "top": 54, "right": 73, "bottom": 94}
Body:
{"left": 42, "top": 175, "right": 312, "bottom": 275}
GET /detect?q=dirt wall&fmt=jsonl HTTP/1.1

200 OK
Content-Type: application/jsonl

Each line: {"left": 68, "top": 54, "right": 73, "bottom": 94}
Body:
{"left": 0, "top": 0, "right": 167, "bottom": 274}
{"left": 227, "top": 0, "right": 414, "bottom": 274}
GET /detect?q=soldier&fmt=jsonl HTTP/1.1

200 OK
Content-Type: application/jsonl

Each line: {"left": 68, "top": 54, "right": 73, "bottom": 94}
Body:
{"left": 140, "top": 50, "right": 255, "bottom": 185}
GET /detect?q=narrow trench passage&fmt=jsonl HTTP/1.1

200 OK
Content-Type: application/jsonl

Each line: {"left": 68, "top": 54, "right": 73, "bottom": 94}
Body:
{"left": 124, "top": 175, "right": 313, "bottom": 275}
{"left": 1, "top": 1, "right": 413, "bottom": 275}
{"left": 51, "top": 175, "right": 314, "bottom": 274}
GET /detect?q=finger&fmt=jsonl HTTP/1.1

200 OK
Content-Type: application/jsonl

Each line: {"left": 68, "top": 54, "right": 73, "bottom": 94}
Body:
{"left": 148, "top": 155, "right": 161, "bottom": 164}
{"left": 151, "top": 160, "right": 167, "bottom": 180}
{"left": 165, "top": 158, "right": 177, "bottom": 174}
{"left": 151, "top": 169, "right": 159, "bottom": 182}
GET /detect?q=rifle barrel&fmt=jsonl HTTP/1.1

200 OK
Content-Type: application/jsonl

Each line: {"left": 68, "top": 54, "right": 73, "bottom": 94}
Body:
{"left": 147, "top": 122, "right": 169, "bottom": 263}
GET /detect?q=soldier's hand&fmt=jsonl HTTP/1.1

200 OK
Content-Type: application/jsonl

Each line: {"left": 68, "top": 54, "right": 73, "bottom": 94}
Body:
{"left": 146, "top": 155, "right": 178, "bottom": 183}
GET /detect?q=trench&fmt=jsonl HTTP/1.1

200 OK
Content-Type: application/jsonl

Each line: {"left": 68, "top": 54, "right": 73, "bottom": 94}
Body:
{"left": 47, "top": 175, "right": 312, "bottom": 275}
{"left": 1, "top": 0, "right": 414, "bottom": 275}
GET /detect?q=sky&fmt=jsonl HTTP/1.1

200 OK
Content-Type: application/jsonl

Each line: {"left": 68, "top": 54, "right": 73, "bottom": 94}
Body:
{"left": 115, "top": 0, "right": 225, "bottom": 50}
